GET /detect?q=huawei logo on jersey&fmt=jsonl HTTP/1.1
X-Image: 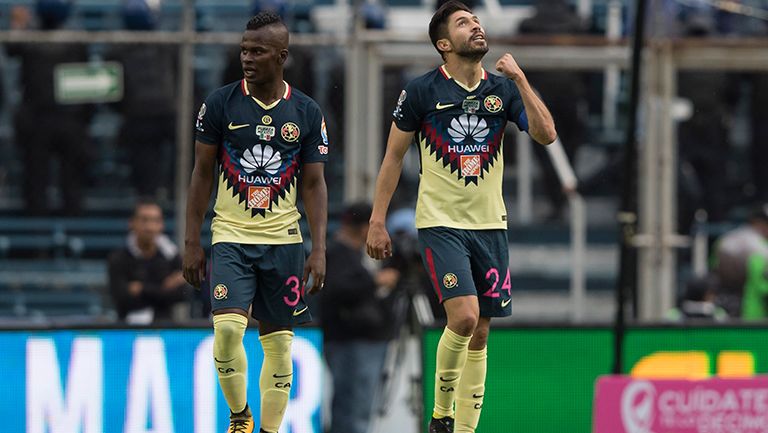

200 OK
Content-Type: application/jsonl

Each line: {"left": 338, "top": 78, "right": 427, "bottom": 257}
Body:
{"left": 448, "top": 114, "right": 489, "bottom": 143}
{"left": 241, "top": 144, "right": 282, "bottom": 175}
{"left": 422, "top": 112, "right": 504, "bottom": 186}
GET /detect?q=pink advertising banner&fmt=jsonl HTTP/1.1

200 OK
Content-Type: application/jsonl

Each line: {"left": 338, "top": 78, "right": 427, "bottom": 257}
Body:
{"left": 593, "top": 375, "right": 768, "bottom": 433}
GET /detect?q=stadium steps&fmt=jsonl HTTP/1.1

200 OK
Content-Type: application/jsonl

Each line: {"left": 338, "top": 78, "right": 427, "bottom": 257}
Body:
{"left": 0, "top": 215, "right": 212, "bottom": 259}
{"left": 505, "top": 196, "right": 619, "bottom": 292}
{"left": 0, "top": 259, "right": 107, "bottom": 318}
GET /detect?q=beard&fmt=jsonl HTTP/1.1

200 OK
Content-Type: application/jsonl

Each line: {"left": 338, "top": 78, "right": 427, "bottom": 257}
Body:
{"left": 455, "top": 39, "right": 488, "bottom": 62}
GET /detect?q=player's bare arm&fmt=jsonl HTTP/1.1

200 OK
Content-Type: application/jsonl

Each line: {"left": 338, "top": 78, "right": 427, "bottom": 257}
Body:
{"left": 300, "top": 162, "right": 327, "bottom": 294}
{"left": 495, "top": 53, "right": 557, "bottom": 145}
{"left": 367, "top": 123, "right": 415, "bottom": 260}
{"left": 182, "top": 141, "right": 217, "bottom": 288}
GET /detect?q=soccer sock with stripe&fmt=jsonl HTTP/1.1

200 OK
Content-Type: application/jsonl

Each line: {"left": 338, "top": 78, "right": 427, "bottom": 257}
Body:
{"left": 213, "top": 313, "right": 249, "bottom": 414}
{"left": 454, "top": 346, "right": 488, "bottom": 433}
{"left": 259, "top": 330, "right": 294, "bottom": 432}
{"left": 433, "top": 326, "right": 472, "bottom": 419}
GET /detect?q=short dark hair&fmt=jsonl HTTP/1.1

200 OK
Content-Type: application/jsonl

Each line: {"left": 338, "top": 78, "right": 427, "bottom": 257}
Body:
{"left": 246, "top": 11, "right": 284, "bottom": 31}
{"left": 132, "top": 197, "right": 161, "bottom": 217}
{"left": 429, "top": 0, "right": 472, "bottom": 59}
{"left": 341, "top": 202, "right": 372, "bottom": 228}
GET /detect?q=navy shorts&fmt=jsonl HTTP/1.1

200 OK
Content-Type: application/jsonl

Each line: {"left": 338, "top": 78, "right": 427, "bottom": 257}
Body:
{"left": 418, "top": 227, "right": 512, "bottom": 317}
{"left": 210, "top": 242, "right": 311, "bottom": 326}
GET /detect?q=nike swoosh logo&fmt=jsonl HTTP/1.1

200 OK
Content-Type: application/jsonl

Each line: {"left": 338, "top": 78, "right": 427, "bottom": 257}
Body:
{"left": 473, "top": 393, "right": 484, "bottom": 399}
{"left": 293, "top": 306, "right": 308, "bottom": 316}
{"left": 215, "top": 357, "right": 235, "bottom": 363}
{"left": 273, "top": 372, "right": 293, "bottom": 378}
{"left": 228, "top": 122, "right": 250, "bottom": 130}
{"left": 435, "top": 102, "right": 455, "bottom": 110}
{"left": 501, "top": 299, "right": 511, "bottom": 308}
{"left": 439, "top": 376, "right": 459, "bottom": 382}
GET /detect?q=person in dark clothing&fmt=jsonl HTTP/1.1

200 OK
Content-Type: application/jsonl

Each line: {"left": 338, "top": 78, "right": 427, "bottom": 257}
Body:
{"left": 7, "top": 1, "right": 92, "bottom": 215}
{"left": 320, "top": 203, "right": 400, "bottom": 433}
{"left": 106, "top": 0, "right": 177, "bottom": 198}
{"left": 665, "top": 274, "right": 728, "bottom": 322}
{"left": 517, "top": 0, "right": 587, "bottom": 221}
{"left": 108, "top": 198, "right": 189, "bottom": 323}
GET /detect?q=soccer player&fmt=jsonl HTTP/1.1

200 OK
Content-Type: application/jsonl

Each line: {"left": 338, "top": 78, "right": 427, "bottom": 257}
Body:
{"left": 183, "top": 12, "right": 328, "bottom": 433}
{"left": 366, "top": 2, "right": 556, "bottom": 432}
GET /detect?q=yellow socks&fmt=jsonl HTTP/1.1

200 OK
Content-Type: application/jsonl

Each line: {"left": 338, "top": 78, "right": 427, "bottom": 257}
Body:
{"left": 455, "top": 347, "right": 487, "bottom": 432}
{"left": 213, "top": 313, "right": 249, "bottom": 414}
{"left": 433, "top": 327, "right": 472, "bottom": 419}
{"left": 259, "top": 330, "right": 294, "bottom": 433}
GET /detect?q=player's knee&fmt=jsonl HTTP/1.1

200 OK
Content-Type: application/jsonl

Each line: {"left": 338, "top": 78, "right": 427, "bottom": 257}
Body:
{"left": 260, "top": 330, "right": 293, "bottom": 359}
{"left": 450, "top": 312, "right": 479, "bottom": 336}
{"left": 213, "top": 313, "right": 248, "bottom": 354}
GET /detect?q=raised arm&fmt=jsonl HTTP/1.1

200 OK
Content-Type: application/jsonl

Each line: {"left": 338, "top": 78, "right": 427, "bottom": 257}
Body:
{"left": 300, "top": 162, "right": 328, "bottom": 294}
{"left": 496, "top": 53, "right": 557, "bottom": 145}
{"left": 366, "top": 123, "right": 415, "bottom": 260}
{"left": 182, "top": 141, "right": 217, "bottom": 287}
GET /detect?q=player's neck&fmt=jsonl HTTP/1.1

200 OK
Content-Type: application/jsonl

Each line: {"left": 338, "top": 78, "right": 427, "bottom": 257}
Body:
{"left": 246, "top": 78, "right": 285, "bottom": 105}
{"left": 443, "top": 59, "right": 483, "bottom": 89}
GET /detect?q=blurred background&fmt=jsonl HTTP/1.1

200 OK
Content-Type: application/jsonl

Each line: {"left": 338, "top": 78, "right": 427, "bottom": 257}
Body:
{"left": 1, "top": 0, "right": 768, "bottom": 432}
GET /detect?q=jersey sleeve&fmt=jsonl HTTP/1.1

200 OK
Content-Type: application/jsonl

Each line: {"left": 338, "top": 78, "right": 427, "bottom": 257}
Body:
{"left": 506, "top": 80, "right": 528, "bottom": 132}
{"left": 392, "top": 80, "right": 423, "bottom": 132}
{"left": 195, "top": 90, "right": 224, "bottom": 145}
{"left": 301, "top": 101, "right": 329, "bottom": 164}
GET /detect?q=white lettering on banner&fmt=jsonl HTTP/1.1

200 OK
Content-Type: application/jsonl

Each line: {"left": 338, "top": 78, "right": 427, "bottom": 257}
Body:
{"left": 124, "top": 337, "right": 175, "bottom": 433}
{"left": 194, "top": 336, "right": 216, "bottom": 433}
{"left": 659, "top": 388, "right": 768, "bottom": 414}
{"left": 281, "top": 338, "right": 323, "bottom": 433}
{"left": 27, "top": 338, "right": 103, "bottom": 433}
{"left": 23, "top": 333, "right": 323, "bottom": 433}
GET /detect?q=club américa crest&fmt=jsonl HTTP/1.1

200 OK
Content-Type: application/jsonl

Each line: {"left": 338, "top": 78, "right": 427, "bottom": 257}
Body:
{"left": 484, "top": 95, "right": 502, "bottom": 113}
{"left": 281, "top": 122, "right": 300, "bottom": 142}
{"left": 213, "top": 284, "right": 228, "bottom": 300}
{"left": 443, "top": 273, "right": 458, "bottom": 289}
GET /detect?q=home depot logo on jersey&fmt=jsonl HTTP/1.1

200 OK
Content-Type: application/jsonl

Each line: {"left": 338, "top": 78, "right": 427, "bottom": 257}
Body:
{"left": 247, "top": 186, "right": 271, "bottom": 209}
{"left": 460, "top": 155, "right": 481, "bottom": 177}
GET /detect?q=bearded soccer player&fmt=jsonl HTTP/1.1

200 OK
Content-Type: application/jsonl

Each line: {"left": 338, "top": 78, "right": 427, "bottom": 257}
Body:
{"left": 183, "top": 12, "right": 328, "bottom": 433}
{"left": 366, "top": 2, "right": 556, "bottom": 432}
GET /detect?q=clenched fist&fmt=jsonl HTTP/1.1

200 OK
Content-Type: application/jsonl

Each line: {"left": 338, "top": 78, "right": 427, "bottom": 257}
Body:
{"left": 496, "top": 53, "right": 526, "bottom": 82}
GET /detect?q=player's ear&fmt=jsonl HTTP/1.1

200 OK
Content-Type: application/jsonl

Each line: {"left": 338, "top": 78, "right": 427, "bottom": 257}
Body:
{"left": 436, "top": 38, "right": 452, "bottom": 55}
{"left": 278, "top": 48, "right": 288, "bottom": 65}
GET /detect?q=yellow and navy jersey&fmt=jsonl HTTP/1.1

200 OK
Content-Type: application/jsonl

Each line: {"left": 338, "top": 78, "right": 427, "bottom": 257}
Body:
{"left": 196, "top": 80, "right": 329, "bottom": 245}
{"left": 393, "top": 66, "right": 528, "bottom": 230}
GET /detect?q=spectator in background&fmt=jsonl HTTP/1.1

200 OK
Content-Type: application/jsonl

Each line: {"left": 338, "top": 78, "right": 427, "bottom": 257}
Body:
{"left": 320, "top": 203, "right": 400, "bottom": 433}
{"left": 518, "top": 0, "right": 588, "bottom": 221}
{"left": 106, "top": 0, "right": 177, "bottom": 200}
{"left": 108, "top": 198, "right": 189, "bottom": 324}
{"left": 6, "top": 0, "right": 92, "bottom": 215}
{"left": 713, "top": 204, "right": 768, "bottom": 319}
{"left": 665, "top": 275, "right": 728, "bottom": 322}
